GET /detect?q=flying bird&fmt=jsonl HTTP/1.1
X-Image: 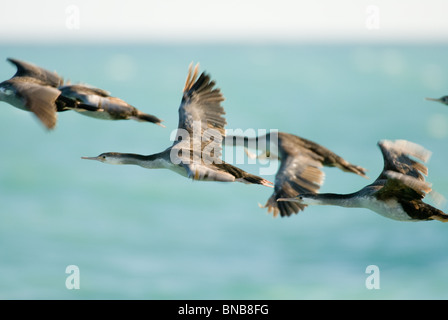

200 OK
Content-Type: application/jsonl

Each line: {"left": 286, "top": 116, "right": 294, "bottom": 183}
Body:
{"left": 0, "top": 57, "right": 65, "bottom": 129}
{"left": 224, "top": 132, "right": 367, "bottom": 217}
{"left": 0, "top": 57, "right": 164, "bottom": 129}
{"left": 58, "top": 84, "right": 164, "bottom": 127}
{"left": 82, "top": 63, "right": 273, "bottom": 187}
{"left": 278, "top": 139, "right": 448, "bottom": 222}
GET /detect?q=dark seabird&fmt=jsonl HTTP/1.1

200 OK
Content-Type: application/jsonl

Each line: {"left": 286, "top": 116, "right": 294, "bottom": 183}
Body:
{"left": 278, "top": 139, "right": 448, "bottom": 222}
{"left": 0, "top": 58, "right": 64, "bottom": 129}
{"left": 58, "top": 84, "right": 164, "bottom": 127}
{"left": 82, "top": 63, "right": 273, "bottom": 187}
{"left": 224, "top": 132, "right": 367, "bottom": 217}
{"left": 0, "top": 57, "right": 164, "bottom": 129}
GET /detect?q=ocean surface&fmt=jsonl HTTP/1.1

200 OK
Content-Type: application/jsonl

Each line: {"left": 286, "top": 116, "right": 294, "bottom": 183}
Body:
{"left": 0, "top": 43, "right": 447, "bottom": 300}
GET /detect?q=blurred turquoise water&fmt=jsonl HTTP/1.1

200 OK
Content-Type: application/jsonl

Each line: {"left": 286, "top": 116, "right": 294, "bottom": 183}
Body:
{"left": 0, "top": 44, "right": 447, "bottom": 299}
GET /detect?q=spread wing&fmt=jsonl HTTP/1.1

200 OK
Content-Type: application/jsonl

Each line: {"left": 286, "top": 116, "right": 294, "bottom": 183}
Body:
{"left": 263, "top": 143, "right": 325, "bottom": 217}
{"left": 59, "top": 84, "right": 111, "bottom": 98}
{"left": 7, "top": 58, "right": 64, "bottom": 87}
{"left": 174, "top": 63, "right": 226, "bottom": 165}
{"left": 377, "top": 139, "right": 430, "bottom": 180}
{"left": 374, "top": 140, "right": 432, "bottom": 200}
{"left": 259, "top": 132, "right": 366, "bottom": 217}
{"left": 14, "top": 82, "right": 60, "bottom": 129}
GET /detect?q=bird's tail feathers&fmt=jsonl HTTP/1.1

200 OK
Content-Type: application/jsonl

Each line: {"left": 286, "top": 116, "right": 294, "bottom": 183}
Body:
{"left": 241, "top": 174, "right": 274, "bottom": 188}
{"left": 133, "top": 112, "right": 165, "bottom": 127}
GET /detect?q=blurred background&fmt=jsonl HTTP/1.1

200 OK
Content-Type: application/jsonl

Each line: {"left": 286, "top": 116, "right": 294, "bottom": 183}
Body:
{"left": 1, "top": 0, "right": 448, "bottom": 299}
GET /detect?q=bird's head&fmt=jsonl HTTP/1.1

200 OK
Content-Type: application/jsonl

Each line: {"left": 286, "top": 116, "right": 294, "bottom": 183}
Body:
{"left": 81, "top": 152, "right": 124, "bottom": 165}
{"left": 0, "top": 83, "right": 15, "bottom": 97}
{"left": 277, "top": 194, "right": 319, "bottom": 205}
{"left": 277, "top": 195, "right": 304, "bottom": 203}
{"left": 425, "top": 96, "right": 448, "bottom": 105}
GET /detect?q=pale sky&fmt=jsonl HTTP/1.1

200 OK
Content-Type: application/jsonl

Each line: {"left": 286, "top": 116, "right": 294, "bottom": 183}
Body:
{"left": 1, "top": 0, "right": 448, "bottom": 43}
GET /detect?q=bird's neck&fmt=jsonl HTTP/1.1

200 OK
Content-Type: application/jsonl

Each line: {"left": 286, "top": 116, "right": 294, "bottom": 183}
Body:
{"left": 224, "top": 133, "right": 276, "bottom": 153}
{"left": 115, "top": 152, "right": 167, "bottom": 169}
{"left": 224, "top": 135, "right": 261, "bottom": 148}
{"left": 302, "top": 192, "right": 363, "bottom": 208}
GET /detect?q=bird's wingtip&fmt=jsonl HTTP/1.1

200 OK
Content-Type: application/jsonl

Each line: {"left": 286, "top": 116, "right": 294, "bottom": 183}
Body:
{"left": 428, "top": 190, "right": 447, "bottom": 208}
{"left": 261, "top": 179, "right": 274, "bottom": 188}
{"left": 183, "top": 62, "right": 200, "bottom": 92}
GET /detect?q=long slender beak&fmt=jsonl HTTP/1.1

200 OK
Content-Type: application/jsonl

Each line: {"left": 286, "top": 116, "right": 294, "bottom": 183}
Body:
{"left": 277, "top": 197, "right": 301, "bottom": 203}
{"left": 425, "top": 97, "right": 441, "bottom": 102}
{"left": 81, "top": 156, "right": 100, "bottom": 161}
